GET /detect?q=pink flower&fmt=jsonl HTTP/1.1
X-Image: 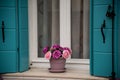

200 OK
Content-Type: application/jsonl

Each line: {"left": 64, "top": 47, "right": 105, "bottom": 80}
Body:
{"left": 62, "top": 50, "right": 70, "bottom": 59}
{"left": 63, "top": 47, "right": 72, "bottom": 54}
{"left": 45, "top": 51, "right": 52, "bottom": 60}
{"left": 42, "top": 46, "right": 49, "bottom": 54}
{"left": 52, "top": 50, "right": 62, "bottom": 59}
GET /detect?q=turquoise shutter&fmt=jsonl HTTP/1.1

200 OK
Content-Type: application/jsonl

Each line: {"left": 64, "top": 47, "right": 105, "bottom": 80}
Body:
{"left": 0, "top": 0, "right": 29, "bottom": 73}
{"left": 0, "top": 0, "right": 18, "bottom": 73}
{"left": 90, "top": 0, "right": 120, "bottom": 78}
{"left": 18, "top": 0, "right": 29, "bottom": 72}
{"left": 90, "top": 0, "right": 113, "bottom": 77}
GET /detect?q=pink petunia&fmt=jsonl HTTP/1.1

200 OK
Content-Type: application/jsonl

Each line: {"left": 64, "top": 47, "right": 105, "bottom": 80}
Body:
{"left": 45, "top": 51, "right": 52, "bottom": 60}
{"left": 62, "top": 50, "right": 70, "bottom": 59}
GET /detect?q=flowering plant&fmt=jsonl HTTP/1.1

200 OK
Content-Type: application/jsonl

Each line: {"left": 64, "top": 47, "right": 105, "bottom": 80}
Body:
{"left": 43, "top": 44, "right": 72, "bottom": 60}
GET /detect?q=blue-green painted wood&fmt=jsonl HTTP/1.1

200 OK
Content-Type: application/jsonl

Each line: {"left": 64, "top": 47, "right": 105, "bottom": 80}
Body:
{"left": 0, "top": 0, "right": 18, "bottom": 73}
{"left": 0, "top": 51, "right": 17, "bottom": 73}
{"left": 90, "top": 0, "right": 113, "bottom": 77}
{"left": 114, "top": 0, "right": 118, "bottom": 78}
{"left": 0, "top": 29, "right": 16, "bottom": 50}
{"left": 19, "top": 29, "right": 29, "bottom": 72}
{"left": 19, "top": 8, "right": 28, "bottom": 29}
{"left": 0, "top": 0, "right": 16, "bottom": 7}
{"left": 0, "top": 8, "right": 16, "bottom": 29}
{"left": 90, "top": 0, "right": 93, "bottom": 75}
{"left": 0, "top": 0, "right": 29, "bottom": 73}
{"left": 93, "top": 29, "right": 112, "bottom": 52}
{"left": 20, "top": 0, "right": 28, "bottom": 7}
{"left": 93, "top": 0, "right": 112, "bottom": 5}
{"left": 18, "top": 0, "right": 29, "bottom": 72}
{"left": 20, "top": 30, "right": 28, "bottom": 50}
{"left": 91, "top": 0, "right": 120, "bottom": 78}
{"left": 93, "top": 52, "right": 112, "bottom": 77}
{"left": 93, "top": 5, "right": 112, "bottom": 29}
{"left": 114, "top": 0, "right": 120, "bottom": 78}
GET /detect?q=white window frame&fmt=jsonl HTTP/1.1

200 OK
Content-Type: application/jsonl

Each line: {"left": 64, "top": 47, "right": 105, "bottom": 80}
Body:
{"left": 28, "top": 0, "right": 89, "bottom": 64}
{"left": 60, "top": 0, "right": 71, "bottom": 48}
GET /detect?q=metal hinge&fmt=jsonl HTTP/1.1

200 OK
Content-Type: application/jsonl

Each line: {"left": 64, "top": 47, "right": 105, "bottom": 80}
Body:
{"left": 106, "top": 5, "right": 115, "bottom": 19}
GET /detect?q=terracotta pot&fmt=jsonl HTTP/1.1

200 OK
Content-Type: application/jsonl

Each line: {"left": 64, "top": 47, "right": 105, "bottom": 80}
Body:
{"left": 49, "top": 57, "right": 66, "bottom": 73}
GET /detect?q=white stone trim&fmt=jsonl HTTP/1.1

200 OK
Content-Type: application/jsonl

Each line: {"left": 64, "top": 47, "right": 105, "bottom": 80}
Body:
{"left": 60, "top": 0, "right": 71, "bottom": 48}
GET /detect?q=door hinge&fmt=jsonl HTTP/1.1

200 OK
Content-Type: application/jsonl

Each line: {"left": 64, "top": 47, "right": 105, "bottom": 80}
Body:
{"left": 106, "top": 5, "right": 115, "bottom": 19}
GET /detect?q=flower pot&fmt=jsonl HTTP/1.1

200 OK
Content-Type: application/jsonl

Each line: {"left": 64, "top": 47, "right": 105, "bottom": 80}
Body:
{"left": 49, "top": 57, "right": 66, "bottom": 73}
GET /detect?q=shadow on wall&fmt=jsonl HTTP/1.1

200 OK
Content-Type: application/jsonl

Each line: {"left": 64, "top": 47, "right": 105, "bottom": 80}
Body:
{"left": 0, "top": 74, "right": 3, "bottom": 80}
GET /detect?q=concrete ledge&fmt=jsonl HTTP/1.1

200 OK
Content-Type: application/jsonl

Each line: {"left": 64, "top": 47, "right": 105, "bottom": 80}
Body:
{"left": 3, "top": 67, "right": 108, "bottom": 80}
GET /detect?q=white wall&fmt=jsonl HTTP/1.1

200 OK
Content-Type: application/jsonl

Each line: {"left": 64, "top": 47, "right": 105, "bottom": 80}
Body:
{"left": 28, "top": 0, "right": 38, "bottom": 62}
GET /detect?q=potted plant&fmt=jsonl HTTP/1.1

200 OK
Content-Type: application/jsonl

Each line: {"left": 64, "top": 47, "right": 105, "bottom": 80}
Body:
{"left": 43, "top": 44, "right": 72, "bottom": 73}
